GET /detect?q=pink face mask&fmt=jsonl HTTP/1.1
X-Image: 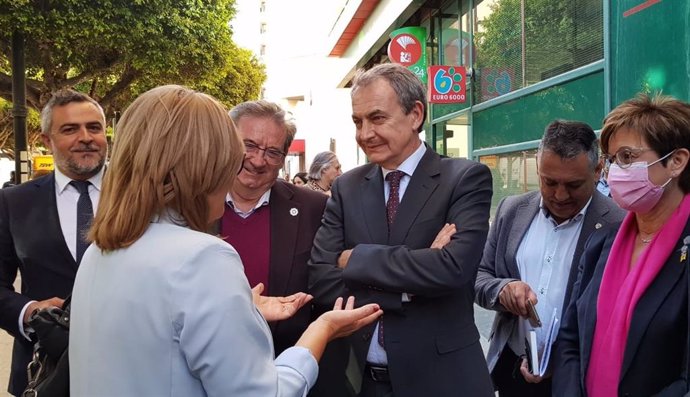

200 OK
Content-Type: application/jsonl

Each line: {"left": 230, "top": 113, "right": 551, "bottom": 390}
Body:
{"left": 607, "top": 151, "right": 674, "bottom": 213}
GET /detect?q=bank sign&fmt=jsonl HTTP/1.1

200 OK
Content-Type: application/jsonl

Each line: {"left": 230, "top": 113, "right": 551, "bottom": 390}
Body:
{"left": 388, "top": 27, "right": 427, "bottom": 82}
{"left": 428, "top": 65, "right": 467, "bottom": 104}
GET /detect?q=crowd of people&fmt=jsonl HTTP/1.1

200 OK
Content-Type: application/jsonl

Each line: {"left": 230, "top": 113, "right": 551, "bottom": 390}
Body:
{"left": 0, "top": 62, "right": 688, "bottom": 397}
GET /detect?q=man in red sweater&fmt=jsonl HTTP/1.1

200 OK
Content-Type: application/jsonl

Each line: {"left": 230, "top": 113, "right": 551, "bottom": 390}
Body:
{"left": 220, "top": 101, "right": 348, "bottom": 396}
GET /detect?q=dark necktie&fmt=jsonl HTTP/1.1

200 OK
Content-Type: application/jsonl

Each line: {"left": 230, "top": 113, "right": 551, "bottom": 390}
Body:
{"left": 385, "top": 170, "right": 405, "bottom": 228}
{"left": 378, "top": 170, "right": 405, "bottom": 347}
{"left": 70, "top": 180, "right": 93, "bottom": 264}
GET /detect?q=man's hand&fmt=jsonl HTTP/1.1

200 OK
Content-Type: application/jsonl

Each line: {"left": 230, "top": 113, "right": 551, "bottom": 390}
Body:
{"left": 23, "top": 297, "right": 65, "bottom": 324}
{"left": 252, "top": 283, "right": 313, "bottom": 322}
{"left": 430, "top": 223, "right": 456, "bottom": 249}
{"left": 337, "top": 249, "right": 352, "bottom": 269}
{"left": 520, "top": 357, "right": 546, "bottom": 383}
{"left": 498, "top": 281, "right": 537, "bottom": 317}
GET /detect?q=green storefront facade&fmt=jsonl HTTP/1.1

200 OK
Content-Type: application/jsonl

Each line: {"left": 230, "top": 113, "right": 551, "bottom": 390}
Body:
{"left": 351, "top": 0, "right": 689, "bottom": 214}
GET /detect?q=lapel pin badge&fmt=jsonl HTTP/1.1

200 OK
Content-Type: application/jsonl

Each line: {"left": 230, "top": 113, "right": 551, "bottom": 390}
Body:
{"left": 289, "top": 208, "right": 299, "bottom": 217}
{"left": 681, "top": 236, "right": 690, "bottom": 262}
{"left": 595, "top": 223, "right": 602, "bottom": 229}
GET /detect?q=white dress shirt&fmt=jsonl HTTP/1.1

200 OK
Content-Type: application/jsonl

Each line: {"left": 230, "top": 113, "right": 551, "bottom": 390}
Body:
{"left": 18, "top": 167, "right": 104, "bottom": 340}
{"left": 366, "top": 141, "right": 426, "bottom": 365}
{"left": 507, "top": 197, "right": 591, "bottom": 357}
{"left": 226, "top": 189, "right": 271, "bottom": 218}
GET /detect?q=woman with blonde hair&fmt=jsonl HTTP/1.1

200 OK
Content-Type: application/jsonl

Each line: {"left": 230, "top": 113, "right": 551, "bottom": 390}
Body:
{"left": 69, "top": 85, "right": 381, "bottom": 396}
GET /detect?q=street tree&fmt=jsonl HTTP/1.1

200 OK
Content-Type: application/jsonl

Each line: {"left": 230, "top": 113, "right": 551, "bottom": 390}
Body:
{"left": 0, "top": 0, "right": 266, "bottom": 120}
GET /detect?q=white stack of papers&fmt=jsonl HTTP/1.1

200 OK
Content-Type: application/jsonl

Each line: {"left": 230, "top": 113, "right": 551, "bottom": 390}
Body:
{"left": 526, "top": 307, "right": 559, "bottom": 376}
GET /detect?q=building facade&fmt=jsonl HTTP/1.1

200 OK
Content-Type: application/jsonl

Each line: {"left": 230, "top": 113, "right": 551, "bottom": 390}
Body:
{"left": 326, "top": 0, "right": 689, "bottom": 212}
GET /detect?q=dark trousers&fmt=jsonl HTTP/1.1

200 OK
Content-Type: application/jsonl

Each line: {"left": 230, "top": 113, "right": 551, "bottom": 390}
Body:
{"left": 492, "top": 348, "right": 552, "bottom": 397}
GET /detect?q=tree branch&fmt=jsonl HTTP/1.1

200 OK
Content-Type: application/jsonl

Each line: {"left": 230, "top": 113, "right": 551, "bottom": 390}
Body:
{"left": 62, "top": 60, "right": 123, "bottom": 88}
{"left": 99, "top": 65, "right": 139, "bottom": 109}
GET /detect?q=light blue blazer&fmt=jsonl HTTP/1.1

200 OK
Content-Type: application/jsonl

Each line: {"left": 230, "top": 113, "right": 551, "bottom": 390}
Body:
{"left": 70, "top": 217, "right": 317, "bottom": 397}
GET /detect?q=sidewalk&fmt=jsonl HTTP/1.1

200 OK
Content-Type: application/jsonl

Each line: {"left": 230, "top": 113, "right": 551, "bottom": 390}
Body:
{"left": 0, "top": 276, "right": 18, "bottom": 396}
{"left": 0, "top": 330, "right": 11, "bottom": 396}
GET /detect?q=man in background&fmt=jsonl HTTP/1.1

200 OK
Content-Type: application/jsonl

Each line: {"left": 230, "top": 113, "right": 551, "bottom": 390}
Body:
{"left": 474, "top": 120, "right": 625, "bottom": 396}
{"left": 0, "top": 89, "right": 107, "bottom": 395}
{"left": 220, "top": 100, "right": 342, "bottom": 396}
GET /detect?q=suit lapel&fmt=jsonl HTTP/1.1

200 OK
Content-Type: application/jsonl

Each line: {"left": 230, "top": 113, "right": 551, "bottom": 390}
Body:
{"left": 39, "top": 174, "right": 78, "bottom": 270}
{"left": 505, "top": 193, "right": 540, "bottom": 279}
{"left": 562, "top": 194, "right": 610, "bottom": 311}
{"left": 390, "top": 149, "right": 439, "bottom": 244}
{"left": 268, "top": 182, "right": 298, "bottom": 297}
{"left": 361, "top": 166, "right": 388, "bottom": 244}
{"left": 620, "top": 220, "right": 690, "bottom": 378}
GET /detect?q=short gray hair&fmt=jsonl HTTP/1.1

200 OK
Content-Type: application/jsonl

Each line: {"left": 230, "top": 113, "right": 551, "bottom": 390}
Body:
{"left": 229, "top": 100, "right": 295, "bottom": 152}
{"left": 308, "top": 151, "right": 338, "bottom": 181}
{"left": 538, "top": 120, "right": 599, "bottom": 170}
{"left": 351, "top": 63, "right": 427, "bottom": 133}
{"left": 41, "top": 89, "right": 105, "bottom": 134}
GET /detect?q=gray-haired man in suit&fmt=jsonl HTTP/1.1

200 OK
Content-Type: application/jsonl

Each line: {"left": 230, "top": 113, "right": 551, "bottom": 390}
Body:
{"left": 0, "top": 89, "right": 107, "bottom": 395}
{"left": 474, "top": 120, "right": 626, "bottom": 397}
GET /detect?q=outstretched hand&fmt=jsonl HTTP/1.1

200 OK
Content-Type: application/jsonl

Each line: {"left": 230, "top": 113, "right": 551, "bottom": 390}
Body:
{"left": 296, "top": 296, "right": 382, "bottom": 362}
{"left": 317, "top": 296, "right": 383, "bottom": 341}
{"left": 252, "top": 283, "right": 313, "bottom": 322}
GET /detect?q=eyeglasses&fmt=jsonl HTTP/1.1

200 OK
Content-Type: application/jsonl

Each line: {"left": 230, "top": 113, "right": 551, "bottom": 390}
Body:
{"left": 602, "top": 147, "right": 655, "bottom": 169}
{"left": 243, "top": 141, "right": 286, "bottom": 166}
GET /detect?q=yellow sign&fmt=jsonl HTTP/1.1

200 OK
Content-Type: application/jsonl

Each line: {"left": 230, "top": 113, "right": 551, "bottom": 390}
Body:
{"left": 33, "top": 155, "right": 54, "bottom": 171}
{"left": 480, "top": 155, "right": 498, "bottom": 169}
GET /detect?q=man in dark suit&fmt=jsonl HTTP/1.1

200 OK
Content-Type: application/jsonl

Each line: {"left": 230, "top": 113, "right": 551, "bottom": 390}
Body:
{"left": 219, "top": 100, "right": 335, "bottom": 396}
{"left": 474, "top": 121, "right": 625, "bottom": 396}
{"left": 0, "top": 89, "right": 107, "bottom": 395}
{"left": 308, "top": 63, "right": 495, "bottom": 397}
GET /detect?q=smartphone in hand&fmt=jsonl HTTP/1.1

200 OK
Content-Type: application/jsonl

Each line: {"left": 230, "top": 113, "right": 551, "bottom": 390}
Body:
{"left": 527, "top": 299, "right": 542, "bottom": 328}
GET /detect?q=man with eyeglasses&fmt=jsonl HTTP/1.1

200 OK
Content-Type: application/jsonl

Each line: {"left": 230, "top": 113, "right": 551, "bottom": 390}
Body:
{"left": 474, "top": 120, "right": 625, "bottom": 397}
{"left": 217, "top": 100, "right": 340, "bottom": 397}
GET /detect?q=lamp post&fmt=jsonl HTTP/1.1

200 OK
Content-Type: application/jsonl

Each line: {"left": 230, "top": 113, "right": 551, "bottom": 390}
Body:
{"left": 11, "top": 30, "right": 28, "bottom": 183}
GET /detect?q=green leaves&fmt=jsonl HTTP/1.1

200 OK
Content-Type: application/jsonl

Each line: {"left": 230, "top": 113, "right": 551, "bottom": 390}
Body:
{"left": 0, "top": 0, "right": 265, "bottom": 116}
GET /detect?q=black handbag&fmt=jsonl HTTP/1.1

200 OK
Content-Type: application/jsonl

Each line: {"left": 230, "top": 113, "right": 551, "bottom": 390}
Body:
{"left": 22, "top": 297, "right": 71, "bottom": 397}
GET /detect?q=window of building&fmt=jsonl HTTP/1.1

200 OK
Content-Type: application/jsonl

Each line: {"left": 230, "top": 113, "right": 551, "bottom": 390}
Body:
{"left": 473, "top": 0, "right": 603, "bottom": 104}
{"left": 480, "top": 148, "right": 538, "bottom": 217}
{"left": 260, "top": 23, "right": 267, "bottom": 34}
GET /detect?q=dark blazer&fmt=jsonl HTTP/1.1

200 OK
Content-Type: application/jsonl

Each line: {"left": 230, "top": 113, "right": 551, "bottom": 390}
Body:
{"left": 219, "top": 179, "right": 327, "bottom": 354}
{"left": 309, "top": 147, "right": 495, "bottom": 397}
{"left": 474, "top": 190, "right": 625, "bottom": 372}
{"left": 553, "top": 220, "right": 690, "bottom": 396}
{"left": 218, "top": 180, "right": 342, "bottom": 397}
{"left": 0, "top": 173, "right": 77, "bottom": 396}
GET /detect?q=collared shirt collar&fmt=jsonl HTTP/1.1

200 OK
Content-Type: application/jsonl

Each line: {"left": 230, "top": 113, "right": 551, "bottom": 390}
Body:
{"left": 226, "top": 188, "right": 271, "bottom": 217}
{"left": 538, "top": 196, "right": 592, "bottom": 226}
{"left": 54, "top": 166, "right": 104, "bottom": 194}
{"left": 381, "top": 140, "right": 426, "bottom": 178}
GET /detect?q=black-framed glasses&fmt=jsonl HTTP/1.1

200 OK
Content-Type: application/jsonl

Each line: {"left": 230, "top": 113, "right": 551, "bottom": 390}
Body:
{"left": 602, "top": 147, "right": 655, "bottom": 169}
{"left": 243, "top": 140, "right": 286, "bottom": 166}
